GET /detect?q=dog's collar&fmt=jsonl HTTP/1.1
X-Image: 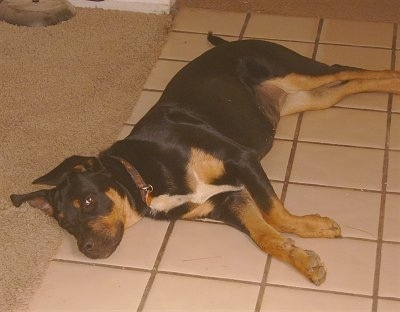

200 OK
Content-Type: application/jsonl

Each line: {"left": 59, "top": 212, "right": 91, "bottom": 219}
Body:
{"left": 111, "top": 156, "right": 153, "bottom": 206}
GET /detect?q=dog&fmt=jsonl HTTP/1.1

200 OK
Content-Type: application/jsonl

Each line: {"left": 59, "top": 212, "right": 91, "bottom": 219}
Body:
{"left": 11, "top": 33, "right": 400, "bottom": 285}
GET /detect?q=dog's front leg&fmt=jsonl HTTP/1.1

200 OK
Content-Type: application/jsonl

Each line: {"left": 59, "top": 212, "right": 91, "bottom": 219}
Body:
{"left": 229, "top": 154, "right": 341, "bottom": 238}
{"left": 214, "top": 190, "right": 327, "bottom": 285}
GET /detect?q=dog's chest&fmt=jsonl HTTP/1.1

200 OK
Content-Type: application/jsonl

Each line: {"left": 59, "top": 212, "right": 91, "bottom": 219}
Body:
{"left": 148, "top": 148, "right": 243, "bottom": 214}
{"left": 149, "top": 172, "right": 243, "bottom": 212}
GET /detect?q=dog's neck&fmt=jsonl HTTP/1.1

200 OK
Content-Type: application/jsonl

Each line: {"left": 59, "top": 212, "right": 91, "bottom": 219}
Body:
{"left": 110, "top": 156, "right": 153, "bottom": 207}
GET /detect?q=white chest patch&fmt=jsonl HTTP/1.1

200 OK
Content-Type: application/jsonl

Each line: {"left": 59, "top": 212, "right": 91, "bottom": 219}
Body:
{"left": 149, "top": 172, "right": 243, "bottom": 213}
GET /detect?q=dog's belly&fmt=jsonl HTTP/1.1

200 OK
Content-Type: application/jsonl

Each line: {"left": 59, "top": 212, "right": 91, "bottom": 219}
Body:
{"left": 149, "top": 172, "right": 243, "bottom": 213}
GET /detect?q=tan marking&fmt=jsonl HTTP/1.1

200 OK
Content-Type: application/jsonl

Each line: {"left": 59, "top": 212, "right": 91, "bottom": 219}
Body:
{"left": 261, "top": 197, "right": 341, "bottom": 238}
{"left": 149, "top": 148, "right": 243, "bottom": 213}
{"left": 264, "top": 70, "right": 400, "bottom": 116}
{"left": 89, "top": 188, "right": 142, "bottom": 235}
{"left": 234, "top": 191, "right": 326, "bottom": 285}
{"left": 72, "top": 164, "right": 86, "bottom": 172}
{"left": 270, "top": 70, "right": 400, "bottom": 93}
{"left": 187, "top": 148, "right": 225, "bottom": 185}
{"left": 181, "top": 201, "right": 215, "bottom": 219}
{"left": 72, "top": 199, "right": 81, "bottom": 209}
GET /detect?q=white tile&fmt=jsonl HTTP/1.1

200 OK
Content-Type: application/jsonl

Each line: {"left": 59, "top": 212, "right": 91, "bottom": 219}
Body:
{"left": 316, "top": 44, "right": 392, "bottom": 70}
{"left": 390, "top": 113, "right": 400, "bottom": 150}
{"left": 160, "top": 31, "right": 235, "bottom": 61}
{"left": 29, "top": 261, "right": 150, "bottom": 311}
{"left": 290, "top": 143, "right": 384, "bottom": 191}
{"left": 285, "top": 184, "right": 381, "bottom": 240}
{"left": 55, "top": 218, "right": 169, "bottom": 270}
{"left": 387, "top": 151, "right": 400, "bottom": 192}
{"left": 261, "top": 140, "right": 293, "bottom": 181}
{"left": 393, "top": 96, "right": 400, "bottom": 113}
{"left": 267, "top": 238, "right": 377, "bottom": 295}
{"left": 275, "top": 114, "right": 299, "bottom": 140}
{"left": 260, "top": 286, "right": 372, "bottom": 311}
{"left": 173, "top": 7, "right": 246, "bottom": 36}
{"left": 143, "top": 59, "right": 187, "bottom": 91}
{"left": 117, "top": 124, "right": 134, "bottom": 140}
{"left": 300, "top": 108, "right": 387, "bottom": 148}
{"left": 159, "top": 220, "right": 267, "bottom": 282}
{"left": 336, "top": 93, "right": 389, "bottom": 111}
{"left": 379, "top": 243, "right": 400, "bottom": 298}
{"left": 383, "top": 194, "right": 400, "bottom": 242}
{"left": 245, "top": 14, "right": 319, "bottom": 42}
{"left": 320, "top": 19, "right": 393, "bottom": 48}
{"left": 378, "top": 299, "right": 400, "bottom": 311}
{"left": 126, "top": 90, "right": 162, "bottom": 124}
{"left": 143, "top": 273, "right": 260, "bottom": 311}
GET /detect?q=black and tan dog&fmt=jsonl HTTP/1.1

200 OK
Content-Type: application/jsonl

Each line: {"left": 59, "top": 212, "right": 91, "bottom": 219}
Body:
{"left": 11, "top": 34, "right": 399, "bottom": 285}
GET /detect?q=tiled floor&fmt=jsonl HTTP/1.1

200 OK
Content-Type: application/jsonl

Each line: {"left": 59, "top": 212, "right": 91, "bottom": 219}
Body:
{"left": 29, "top": 7, "right": 400, "bottom": 312}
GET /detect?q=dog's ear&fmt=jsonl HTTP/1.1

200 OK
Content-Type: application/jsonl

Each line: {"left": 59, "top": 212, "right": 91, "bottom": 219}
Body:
{"left": 10, "top": 189, "right": 55, "bottom": 216}
{"left": 33, "top": 156, "right": 102, "bottom": 186}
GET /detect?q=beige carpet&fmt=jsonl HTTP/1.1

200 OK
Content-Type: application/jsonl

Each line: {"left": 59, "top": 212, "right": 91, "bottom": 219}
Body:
{"left": 180, "top": 0, "right": 400, "bottom": 23}
{"left": 0, "top": 8, "right": 171, "bottom": 311}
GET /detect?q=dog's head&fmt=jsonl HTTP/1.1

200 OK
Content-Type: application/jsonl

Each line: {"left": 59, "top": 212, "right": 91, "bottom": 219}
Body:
{"left": 10, "top": 156, "right": 140, "bottom": 259}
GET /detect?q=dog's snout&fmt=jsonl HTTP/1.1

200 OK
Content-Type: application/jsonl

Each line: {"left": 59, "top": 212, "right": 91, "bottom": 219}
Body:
{"left": 78, "top": 238, "right": 102, "bottom": 259}
{"left": 82, "top": 238, "right": 95, "bottom": 252}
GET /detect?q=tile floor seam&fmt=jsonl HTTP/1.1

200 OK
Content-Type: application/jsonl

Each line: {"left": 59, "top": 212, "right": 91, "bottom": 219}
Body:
{"left": 295, "top": 139, "right": 387, "bottom": 150}
{"left": 137, "top": 220, "right": 176, "bottom": 312}
{"left": 371, "top": 23, "right": 398, "bottom": 312}
{"left": 318, "top": 42, "right": 394, "bottom": 51}
{"left": 51, "top": 258, "right": 152, "bottom": 273}
{"left": 265, "top": 282, "right": 375, "bottom": 300}
{"left": 156, "top": 269, "right": 261, "bottom": 286}
{"left": 254, "top": 256, "right": 272, "bottom": 312}
{"left": 286, "top": 138, "right": 389, "bottom": 151}
{"left": 238, "top": 12, "right": 251, "bottom": 40}
{"left": 272, "top": 179, "right": 385, "bottom": 194}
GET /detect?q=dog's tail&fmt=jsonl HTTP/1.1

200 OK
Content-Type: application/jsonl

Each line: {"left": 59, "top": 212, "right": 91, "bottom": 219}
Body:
{"left": 207, "top": 32, "right": 228, "bottom": 46}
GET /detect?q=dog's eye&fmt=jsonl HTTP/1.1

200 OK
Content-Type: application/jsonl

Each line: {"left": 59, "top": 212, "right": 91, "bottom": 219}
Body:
{"left": 84, "top": 195, "right": 95, "bottom": 208}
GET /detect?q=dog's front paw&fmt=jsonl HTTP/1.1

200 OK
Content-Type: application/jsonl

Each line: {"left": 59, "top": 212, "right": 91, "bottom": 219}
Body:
{"left": 305, "top": 250, "right": 327, "bottom": 286}
{"left": 318, "top": 216, "right": 342, "bottom": 238}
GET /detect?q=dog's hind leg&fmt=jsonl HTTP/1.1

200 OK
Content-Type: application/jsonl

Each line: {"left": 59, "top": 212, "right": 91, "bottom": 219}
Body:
{"left": 213, "top": 191, "right": 327, "bottom": 285}
{"left": 265, "top": 70, "right": 400, "bottom": 116}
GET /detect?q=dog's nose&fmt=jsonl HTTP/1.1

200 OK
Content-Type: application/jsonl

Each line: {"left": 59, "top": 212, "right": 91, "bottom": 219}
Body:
{"left": 81, "top": 238, "right": 95, "bottom": 253}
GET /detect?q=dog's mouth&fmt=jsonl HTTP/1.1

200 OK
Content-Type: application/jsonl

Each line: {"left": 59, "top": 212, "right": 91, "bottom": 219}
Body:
{"left": 77, "top": 236, "right": 121, "bottom": 259}
{"left": 77, "top": 224, "right": 124, "bottom": 259}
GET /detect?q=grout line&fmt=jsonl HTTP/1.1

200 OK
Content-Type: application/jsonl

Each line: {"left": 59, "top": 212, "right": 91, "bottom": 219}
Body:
{"left": 137, "top": 220, "right": 176, "bottom": 312}
{"left": 266, "top": 283, "right": 375, "bottom": 299}
{"left": 171, "top": 29, "right": 238, "bottom": 39}
{"left": 239, "top": 12, "right": 251, "bottom": 40}
{"left": 52, "top": 258, "right": 152, "bottom": 273}
{"left": 273, "top": 179, "right": 394, "bottom": 196}
{"left": 312, "top": 18, "right": 324, "bottom": 60}
{"left": 254, "top": 256, "right": 272, "bottom": 312}
{"left": 371, "top": 22, "right": 398, "bottom": 312}
{"left": 156, "top": 270, "right": 261, "bottom": 286}
{"left": 316, "top": 42, "right": 393, "bottom": 51}
{"left": 275, "top": 137, "right": 390, "bottom": 152}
